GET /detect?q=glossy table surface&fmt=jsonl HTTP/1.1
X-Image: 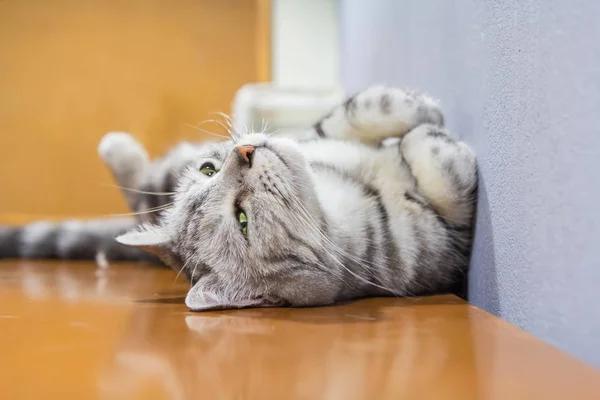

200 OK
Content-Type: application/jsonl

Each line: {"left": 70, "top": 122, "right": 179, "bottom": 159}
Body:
{"left": 0, "top": 261, "right": 599, "bottom": 399}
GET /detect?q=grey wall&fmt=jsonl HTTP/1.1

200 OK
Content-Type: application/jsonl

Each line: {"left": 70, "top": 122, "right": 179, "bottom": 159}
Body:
{"left": 339, "top": 0, "right": 600, "bottom": 367}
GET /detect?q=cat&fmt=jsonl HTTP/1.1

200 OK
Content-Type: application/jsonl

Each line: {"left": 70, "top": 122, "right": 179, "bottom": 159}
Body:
{"left": 0, "top": 85, "right": 477, "bottom": 311}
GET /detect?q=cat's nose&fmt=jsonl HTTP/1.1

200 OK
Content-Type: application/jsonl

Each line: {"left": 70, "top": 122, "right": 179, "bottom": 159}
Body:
{"left": 235, "top": 145, "right": 255, "bottom": 165}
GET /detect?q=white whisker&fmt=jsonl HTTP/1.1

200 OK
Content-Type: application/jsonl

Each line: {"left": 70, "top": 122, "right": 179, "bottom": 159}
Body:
{"left": 175, "top": 258, "right": 191, "bottom": 283}
{"left": 185, "top": 123, "right": 229, "bottom": 140}
{"left": 207, "top": 112, "right": 241, "bottom": 142}
{"left": 196, "top": 119, "right": 233, "bottom": 137}
{"left": 107, "top": 203, "right": 173, "bottom": 217}
{"left": 102, "top": 184, "right": 175, "bottom": 196}
{"left": 208, "top": 111, "right": 234, "bottom": 127}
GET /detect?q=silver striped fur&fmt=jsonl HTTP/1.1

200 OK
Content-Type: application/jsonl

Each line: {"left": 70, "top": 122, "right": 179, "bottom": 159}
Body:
{"left": 1, "top": 86, "right": 477, "bottom": 311}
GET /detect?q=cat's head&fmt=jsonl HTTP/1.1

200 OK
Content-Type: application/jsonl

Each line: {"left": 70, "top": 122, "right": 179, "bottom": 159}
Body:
{"left": 117, "top": 133, "right": 339, "bottom": 311}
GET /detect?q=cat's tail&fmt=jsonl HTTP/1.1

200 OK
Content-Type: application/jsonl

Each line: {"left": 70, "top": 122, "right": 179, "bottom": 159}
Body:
{"left": 0, "top": 217, "right": 158, "bottom": 265}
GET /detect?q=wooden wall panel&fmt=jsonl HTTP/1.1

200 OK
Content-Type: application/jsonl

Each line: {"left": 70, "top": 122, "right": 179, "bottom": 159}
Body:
{"left": 0, "top": 0, "right": 269, "bottom": 223}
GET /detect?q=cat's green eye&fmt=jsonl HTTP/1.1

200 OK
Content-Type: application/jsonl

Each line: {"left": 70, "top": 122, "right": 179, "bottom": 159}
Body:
{"left": 238, "top": 210, "right": 248, "bottom": 236}
{"left": 199, "top": 162, "right": 216, "bottom": 177}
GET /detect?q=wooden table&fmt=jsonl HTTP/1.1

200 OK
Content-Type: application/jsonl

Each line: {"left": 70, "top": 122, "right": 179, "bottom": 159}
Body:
{"left": 0, "top": 260, "right": 598, "bottom": 399}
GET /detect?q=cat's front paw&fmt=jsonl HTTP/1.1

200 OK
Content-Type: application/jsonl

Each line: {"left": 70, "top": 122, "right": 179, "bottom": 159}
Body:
{"left": 98, "top": 131, "right": 150, "bottom": 192}
{"left": 98, "top": 132, "right": 149, "bottom": 175}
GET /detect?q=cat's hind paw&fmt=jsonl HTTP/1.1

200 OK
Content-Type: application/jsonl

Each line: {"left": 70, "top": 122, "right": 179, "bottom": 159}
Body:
{"left": 350, "top": 85, "right": 444, "bottom": 133}
{"left": 316, "top": 85, "right": 445, "bottom": 145}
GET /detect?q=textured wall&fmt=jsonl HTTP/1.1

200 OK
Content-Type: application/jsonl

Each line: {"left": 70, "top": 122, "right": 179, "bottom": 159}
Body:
{"left": 339, "top": 0, "right": 600, "bottom": 367}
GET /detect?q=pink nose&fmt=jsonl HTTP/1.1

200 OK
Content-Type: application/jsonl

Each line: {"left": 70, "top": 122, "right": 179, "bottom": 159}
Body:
{"left": 236, "top": 145, "right": 255, "bottom": 164}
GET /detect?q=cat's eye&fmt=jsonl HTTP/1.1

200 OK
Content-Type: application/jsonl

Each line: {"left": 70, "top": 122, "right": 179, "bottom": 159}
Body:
{"left": 199, "top": 162, "right": 216, "bottom": 177}
{"left": 238, "top": 210, "right": 248, "bottom": 236}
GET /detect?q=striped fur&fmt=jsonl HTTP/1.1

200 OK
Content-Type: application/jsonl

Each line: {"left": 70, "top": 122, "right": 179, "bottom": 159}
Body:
{"left": 0, "top": 218, "right": 157, "bottom": 263}
{"left": 1, "top": 86, "right": 477, "bottom": 311}
{"left": 115, "top": 86, "right": 478, "bottom": 311}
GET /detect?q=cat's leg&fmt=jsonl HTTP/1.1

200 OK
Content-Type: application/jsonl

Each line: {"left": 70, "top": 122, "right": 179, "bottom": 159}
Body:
{"left": 400, "top": 124, "right": 477, "bottom": 226}
{"left": 98, "top": 132, "right": 150, "bottom": 211}
{"left": 310, "top": 85, "right": 444, "bottom": 145}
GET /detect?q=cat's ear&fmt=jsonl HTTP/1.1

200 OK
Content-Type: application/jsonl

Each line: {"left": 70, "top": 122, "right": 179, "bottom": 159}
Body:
{"left": 115, "top": 225, "right": 171, "bottom": 257}
{"left": 185, "top": 277, "right": 281, "bottom": 311}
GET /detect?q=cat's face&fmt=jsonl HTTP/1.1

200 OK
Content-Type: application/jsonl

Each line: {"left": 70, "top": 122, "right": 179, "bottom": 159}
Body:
{"left": 118, "top": 134, "right": 339, "bottom": 311}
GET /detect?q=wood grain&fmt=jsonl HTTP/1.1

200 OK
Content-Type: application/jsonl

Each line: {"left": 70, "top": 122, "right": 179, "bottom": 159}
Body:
{"left": 1, "top": 260, "right": 599, "bottom": 399}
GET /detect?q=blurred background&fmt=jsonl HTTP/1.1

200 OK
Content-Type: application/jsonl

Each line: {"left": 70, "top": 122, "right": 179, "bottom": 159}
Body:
{"left": 2, "top": 0, "right": 600, "bottom": 369}
{"left": 0, "top": 0, "right": 340, "bottom": 223}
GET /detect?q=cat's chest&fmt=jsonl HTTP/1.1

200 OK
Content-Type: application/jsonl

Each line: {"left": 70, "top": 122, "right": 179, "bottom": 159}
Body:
{"left": 299, "top": 140, "right": 379, "bottom": 173}
{"left": 305, "top": 141, "right": 385, "bottom": 232}
{"left": 300, "top": 139, "right": 405, "bottom": 191}
{"left": 312, "top": 171, "right": 374, "bottom": 236}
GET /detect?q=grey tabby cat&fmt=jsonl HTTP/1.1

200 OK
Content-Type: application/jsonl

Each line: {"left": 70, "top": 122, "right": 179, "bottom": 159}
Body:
{"left": 0, "top": 86, "right": 477, "bottom": 311}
